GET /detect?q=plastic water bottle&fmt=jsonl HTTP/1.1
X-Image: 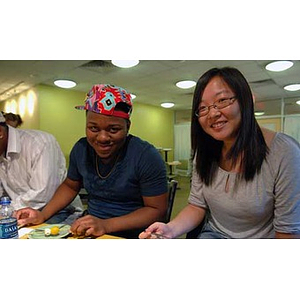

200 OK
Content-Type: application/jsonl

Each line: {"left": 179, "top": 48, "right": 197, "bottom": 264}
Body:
{"left": 0, "top": 196, "right": 18, "bottom": 239}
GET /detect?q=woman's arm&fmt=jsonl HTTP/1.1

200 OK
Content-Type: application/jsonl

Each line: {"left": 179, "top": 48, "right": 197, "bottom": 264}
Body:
{"left": 165, "top": 204, "right": 206, "bottom": 238}
{"left": 140, "top": 204, "right": 206, "bottom": 239}
{"left": 271, "top": 134, "right": 300, "bottom": 237}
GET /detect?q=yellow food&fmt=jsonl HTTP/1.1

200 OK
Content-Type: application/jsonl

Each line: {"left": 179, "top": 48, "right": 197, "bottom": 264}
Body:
{"left": 50, "top": 226, "right": 60, "bottom": 236}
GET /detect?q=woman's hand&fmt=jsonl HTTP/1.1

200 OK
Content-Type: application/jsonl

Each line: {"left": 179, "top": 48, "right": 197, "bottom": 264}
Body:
{"left": 15, "top": 207, "right": 46, "bottom": 227}
{"left": 139, "top": 222, "right": 173, "bottom": 239}
{"left": 70, "top": 215, "right": 108, "bottom": 237}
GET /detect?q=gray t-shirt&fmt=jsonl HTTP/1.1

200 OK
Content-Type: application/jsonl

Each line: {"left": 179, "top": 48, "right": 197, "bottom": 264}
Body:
{"left": 189, "top": 132, "right": 300, "bottom": 238}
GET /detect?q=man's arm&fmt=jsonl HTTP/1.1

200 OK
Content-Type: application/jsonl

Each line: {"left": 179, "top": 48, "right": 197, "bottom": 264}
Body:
{"left": 39, "top": 178, "right": 82, "bottom": 221}
{"left": 16, "top": 178, "right": 81, "bottom": 226}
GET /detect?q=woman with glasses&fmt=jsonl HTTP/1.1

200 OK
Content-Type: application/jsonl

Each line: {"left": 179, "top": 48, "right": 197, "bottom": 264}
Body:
{"left": 140, "top": 67, "right": 300, "bottom": 239}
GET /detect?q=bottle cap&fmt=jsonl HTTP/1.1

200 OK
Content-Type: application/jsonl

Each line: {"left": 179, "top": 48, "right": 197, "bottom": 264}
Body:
{"left": 0, "top": 197, "right": 11, "bottom": 205}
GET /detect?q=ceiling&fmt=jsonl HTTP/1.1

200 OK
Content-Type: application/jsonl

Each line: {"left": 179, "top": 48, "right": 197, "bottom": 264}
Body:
{"left": 1, "top": 60, "right": 300, "bottom": 117}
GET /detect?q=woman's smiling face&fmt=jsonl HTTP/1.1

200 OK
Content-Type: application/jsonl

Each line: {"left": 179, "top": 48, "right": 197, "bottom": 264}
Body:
{"left": 86, "top": 111, "right": 129, "bottom": 164}
{"left": 198, "top": 76, "right": 241, "bottom": 146}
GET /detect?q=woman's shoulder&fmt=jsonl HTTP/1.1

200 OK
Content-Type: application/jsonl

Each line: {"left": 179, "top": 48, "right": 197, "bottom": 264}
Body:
{"left": 267, "top": 131, "right": 300, "bottom": 158}
{"left": 261, "top": 127, "right": 276, "bottom": 148}
{"left": 261, "top": 127, "right": 299, "bottom": 148}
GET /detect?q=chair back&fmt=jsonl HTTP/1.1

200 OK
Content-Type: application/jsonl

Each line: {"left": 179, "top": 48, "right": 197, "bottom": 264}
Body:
{"left": 165, "top": 179, "right": 178, "bottom": 223}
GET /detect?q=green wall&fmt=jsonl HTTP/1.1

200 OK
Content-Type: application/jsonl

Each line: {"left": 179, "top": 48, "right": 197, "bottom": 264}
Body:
{"left": 130, "top": 102, "right": 174, "bottom": 155}
{"left": 36, "top": 84, "right": 175, "bottom": 164}
{"left": 37, "top": 85, "right": 86, "bottom": 164}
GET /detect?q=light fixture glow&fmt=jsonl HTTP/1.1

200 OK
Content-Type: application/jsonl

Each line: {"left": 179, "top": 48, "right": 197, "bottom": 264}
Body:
{"left": 19, "top": 96, "right": 26, "bottom": 117}
{"left": 254, "top": 111, "right": 265, "bottom": 116}
{"left": 175, "top": 80, "right": 196, "bottom": 89}
{"left": 284, "top": 84, "right": 300, "bottom": 91}
{"left": 265, "top": 61, "right": 294, "bottom": 72}
{"left": 10, "top": 99, "right": 17, "bottom": 114}
{"left": 4, "top": 102, "right": 11, "bottom": 113}
{"left": 161, "top": 102, "right": 174, "bottom": 108}
{"left": 54, "top": 79, "right": 77, "bottom": 89}
{"left": 27, "top": 90, "right": 37, "bottom": 116}
{"left": 111, "top": 60, "right": 139, "bottom": 68}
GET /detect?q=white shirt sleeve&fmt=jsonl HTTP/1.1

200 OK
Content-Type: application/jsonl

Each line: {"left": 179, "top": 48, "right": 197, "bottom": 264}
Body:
{"left": 0, "top": 129, "right": 67, "bottom": 210}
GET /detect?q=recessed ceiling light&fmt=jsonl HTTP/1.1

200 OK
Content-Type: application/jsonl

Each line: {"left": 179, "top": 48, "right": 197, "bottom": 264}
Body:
{"left": 111, "top": 60, "right": 139, "bottom": 68}
{"left": 296, "top": 100, "right": 300, "bottom": 105}
{"left": 265, "top": 60, "right": 293, "bottom": 72}
{"left": 161, "top": 102, "right": 174, "bottom": 108}
{"left": 54, "top": 79, "right": 76, "bottom": 89}
{"left": 175, "top": 80, "right": 196, "bottom": 89}
{"left": 255, "top": 111, "right": 265, "bottom": 116}
{"left": 284, "top": 84, "right": 300, "bottom": 91}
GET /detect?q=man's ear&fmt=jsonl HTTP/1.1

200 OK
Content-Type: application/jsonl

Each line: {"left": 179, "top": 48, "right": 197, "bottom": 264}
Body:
{"left": 0, "top": 125, "right": 5, "bottom": 138}
{"left": 126, "top": 120, "right": 131, "bottom": 132}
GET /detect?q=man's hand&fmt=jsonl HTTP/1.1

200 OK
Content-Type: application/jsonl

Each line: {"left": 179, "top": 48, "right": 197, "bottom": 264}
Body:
{"left": 70, "top": 215, "right": 108, "bottom": 237}
{"left": 14, "top": 207, "right": 45, "bottom": 227}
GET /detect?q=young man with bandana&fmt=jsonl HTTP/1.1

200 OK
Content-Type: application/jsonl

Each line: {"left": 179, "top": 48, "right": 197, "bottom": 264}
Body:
{"left": 16, "top": 84, "right": 168, "bottom": 238}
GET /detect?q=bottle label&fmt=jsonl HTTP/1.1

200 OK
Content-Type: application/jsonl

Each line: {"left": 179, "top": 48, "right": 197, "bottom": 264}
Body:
{"left": 0, "top": 218, "right": 19, "bottom": 239}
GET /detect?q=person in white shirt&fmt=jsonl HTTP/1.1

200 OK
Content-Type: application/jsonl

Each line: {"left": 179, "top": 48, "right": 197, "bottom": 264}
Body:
{"left": 0, "top": 112, "right": 83, "bottom": 224}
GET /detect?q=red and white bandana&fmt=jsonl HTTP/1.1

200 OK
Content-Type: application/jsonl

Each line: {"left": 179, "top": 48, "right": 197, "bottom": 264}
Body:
{"left": 76, "top": 84, "right": 132, "bottom": 119}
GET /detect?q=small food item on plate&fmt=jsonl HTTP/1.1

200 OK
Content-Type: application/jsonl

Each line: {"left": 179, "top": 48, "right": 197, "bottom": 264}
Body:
{"left": 44, "top": 228, "right": 51, "bottom": 236}
{"left": 44, "top": 226, "right": 60, "bottom": 236}
{"left": 50, "top": 226, "right": 60, "bottom": 236}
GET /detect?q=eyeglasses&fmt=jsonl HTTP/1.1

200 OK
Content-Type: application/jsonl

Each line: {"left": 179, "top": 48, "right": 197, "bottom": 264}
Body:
{"left": 195, "top": 96, "right": 237, "bottom": 117}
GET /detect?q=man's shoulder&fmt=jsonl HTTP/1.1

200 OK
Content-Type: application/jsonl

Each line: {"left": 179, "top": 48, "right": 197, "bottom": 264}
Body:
{"left": 70, "top": 137, "right": 88, "bottom": 153}
{"left": 128, "top": 135, "right": 155, "bottom": 150}
{"left": 19, "top": 129, "right": 55, "bottom": 140}
{"left": 73, "top": 137, "right": 87, "bottom": 147}
{"left": 127, "top": 135, "right": 162, "bottom": 162}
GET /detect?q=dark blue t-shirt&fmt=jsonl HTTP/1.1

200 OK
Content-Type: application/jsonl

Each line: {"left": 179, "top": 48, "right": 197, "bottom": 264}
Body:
{"left": 67, "top": 135, "right": 168, "bottom": 231}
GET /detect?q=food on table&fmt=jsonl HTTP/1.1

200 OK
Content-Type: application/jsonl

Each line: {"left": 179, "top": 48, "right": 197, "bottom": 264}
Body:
{"left": 44, "top": 228, "right": 51, "bottom": 236}
{"left": 50, "top": 226, "right": 60, "bottom": 236}
{"left": 44, "top": 226, "right": 60, "bottom": 236}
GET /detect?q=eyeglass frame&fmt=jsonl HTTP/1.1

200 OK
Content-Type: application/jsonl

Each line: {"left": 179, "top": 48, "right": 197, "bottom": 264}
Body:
{"left": 195, "top": 96, "right": 237, "bottom": 117}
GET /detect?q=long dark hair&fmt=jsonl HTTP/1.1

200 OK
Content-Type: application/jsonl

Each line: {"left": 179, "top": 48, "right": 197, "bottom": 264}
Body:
{"left": 191, "top": 67, "right": 268, "bottom": 185}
